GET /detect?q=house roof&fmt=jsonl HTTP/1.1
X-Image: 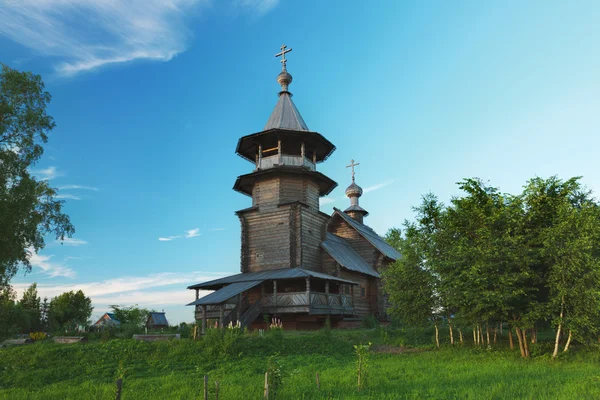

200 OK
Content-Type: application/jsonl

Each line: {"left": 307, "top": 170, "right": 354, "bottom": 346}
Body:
{"left": 264, "top": 92, "right": 309, "bottom": 131}
{"left": 94, "top": 312, "right": 120, "bottom": 325}
{"left": 148, "top": 312, "right": 168, "bottom": 326}
{"left": 187, "top": 267, "right": 358, "bottom": 290}
{"left": 322, "top": 233, "right": 380, "bottom": 278}
{"left": 186, "top": 280, "right": 263, "bottom": 306}
{"left": 332, "top": 208, "right": 401, "bottom": 261}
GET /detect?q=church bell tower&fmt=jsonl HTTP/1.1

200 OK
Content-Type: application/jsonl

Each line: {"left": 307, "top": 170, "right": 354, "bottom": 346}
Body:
{"left": 234, "top": 45, "right": 337, "bottom": 273}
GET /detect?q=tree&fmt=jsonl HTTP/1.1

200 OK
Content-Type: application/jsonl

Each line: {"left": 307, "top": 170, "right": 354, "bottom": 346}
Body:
{"left": 109, "top": 304, "right": 151, "bottom": 328}
{"left": 19, "top": 282, "right": 41, "bottom": 332}
{"left": 0, "top": 64, "right": 74, "bottom": 285}
{"left": 48, "top": 290, "right": 93, "bottom": 331}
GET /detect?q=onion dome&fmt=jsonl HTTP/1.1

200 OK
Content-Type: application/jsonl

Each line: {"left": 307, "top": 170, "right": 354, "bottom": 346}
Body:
{"left": 345, "top": 181, "right": 363, "bottom": 198}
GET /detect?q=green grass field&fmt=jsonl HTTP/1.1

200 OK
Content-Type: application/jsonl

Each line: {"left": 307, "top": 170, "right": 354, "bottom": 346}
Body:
{"left": 1, "top": 329, "right": 599, "bottom": 399}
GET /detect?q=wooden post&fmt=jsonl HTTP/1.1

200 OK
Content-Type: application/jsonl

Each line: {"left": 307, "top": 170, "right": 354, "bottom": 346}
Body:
{"left": 193, "top": 324, "right": 197, "bottom": 340}
{"left": 258, "top": 144, "right": 263, "bottom": 168}
{"left": 201, "top": 305, "right": 207, "bottom": 335}
{"left": 301, "top": 142, "right": 305, "bottom": 160}
{"left": 195, "top": 288, "right": 199, "bottom": 300}
{"left": 264, "top": 372, "right": 269, "bottom": 399}
{"left": 237, "top": 293, "right": 242, "bottom": 323}
{"left": 204, "top": 375, "right": 208, "bottom": 400}
{"left": 115, "top": 378, "right": 122, "bottom": 400}
{"left": 273, "top": 280, "right": 277, "bottom": 310}
{"left": 215, "top": 381, "right": 219, "bottom": 400}
{"left": 316, "top": 372, "right": 320, "bottom": 389}
{"left": 305, "top": 277, "right": 310, "bottom": 305}
{"left": 277, "top": 140, "right": 282, "bottom": 165}
{"left": 325, "top": 281, "right": 330, "bottom": 313}
{"left": 312, "top": 150, "right": 316, "bottom": 164}
{"left": 219, "top": 304, "right": 224, "bottom": 327}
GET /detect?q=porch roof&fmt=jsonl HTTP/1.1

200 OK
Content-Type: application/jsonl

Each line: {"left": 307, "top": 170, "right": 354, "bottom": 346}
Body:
{"left": 187, "top": 267, "right": 358, "bottom": 291}
{"left": 186, "top": 280, "right": 263, "bottom": 306}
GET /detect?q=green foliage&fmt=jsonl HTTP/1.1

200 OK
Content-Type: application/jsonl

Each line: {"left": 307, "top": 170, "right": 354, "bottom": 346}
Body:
{"left": 384, "top": 175, "right": 600, "bottom": 357}
{"left": 1, "top": 330, "right": 600, "bottom": 398}
{"left": 361, "top": 315, "right": 379, "bottom": 329}
{"left": 353, "top": 342, "right": 371, "bottom": 391}
{"left": 48, "top": 290, "right": 93, "bottom": 331}
{"left": 266, "top": 353, "right": 284, "bottom": 399}
{"left": 0, "top": 64, "right": 74, "bottom": 285}
{"left": 109, "top": 304, "right": 151, "bottom": 328}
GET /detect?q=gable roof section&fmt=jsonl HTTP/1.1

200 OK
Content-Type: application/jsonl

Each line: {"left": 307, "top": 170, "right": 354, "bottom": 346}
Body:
{"left": 322, "top": 233, "right": 380, "bottom": 278}
{"left": 332, "top": 208, "right": 401, "bottom": 261}
{"left": 148, "top": 312, "right": 168, "bottom": 326}
{"left": 187, "top": 267, "right": 358, "bottom": 290}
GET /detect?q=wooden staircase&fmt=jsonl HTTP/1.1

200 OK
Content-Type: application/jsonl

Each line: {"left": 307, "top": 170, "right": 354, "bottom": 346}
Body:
{"left": 239, "top": 301, "right": 263, "bottom": 328}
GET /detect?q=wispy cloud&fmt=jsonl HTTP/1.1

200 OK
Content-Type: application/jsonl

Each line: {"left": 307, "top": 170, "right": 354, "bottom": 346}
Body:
{"left": 159, "top": 227, "right": 206, "bottom": 241}
{"left": 364, "top": 179, "right": 395, "bottom": 193}
{"left": 158, "top": 236, "right": 181, "bottom": 242}
{"left": 0, "top": 0, "right": 205, "bottom": 75}
{"left": 31, "top": 166, "right": 61, "bottom": 180}
{"left": 12, "top": 270, "right": 226, "bottom": 304}
{"left": 58, "top": 185, "right": 99, "bottom": 191}
{"left": 56, "top": 237, "right": 88, "bottom": 246}
{"left": 56, "top": 193, "right": 81, "bottom": 200}
{"left": 186, "top": 228, "right": 201, "bottom": 238}
{"left": 233, "top": 0, "right": 279, "bottom": 16}
{"left": 27, "top": 249, "right": 76, "bottom": 278}
{"left": 320, "top": 197, "right": 338, "bottom": 205}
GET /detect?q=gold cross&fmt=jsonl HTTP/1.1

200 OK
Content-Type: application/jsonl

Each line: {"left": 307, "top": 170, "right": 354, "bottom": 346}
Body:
{"left": 275, "top": 44, "right": 292, "bottom": 67}
{"left": 346, "top": 159, "right": 360, "bottom": 181}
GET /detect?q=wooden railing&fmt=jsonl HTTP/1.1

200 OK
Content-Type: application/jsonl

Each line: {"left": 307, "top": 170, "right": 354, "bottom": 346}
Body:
{"left": 262, "top": 292, "right": 353, "bottom": 309}
{"left": 257, "top": 155, "right": 315, "bottom": 171}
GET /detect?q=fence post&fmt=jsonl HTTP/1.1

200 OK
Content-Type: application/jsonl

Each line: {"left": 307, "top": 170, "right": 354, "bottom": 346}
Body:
{"left": 264, "top": 372, "right": 269, "bottom": 399}
{"left": 115, "top": 378, "right": 122, "bottom": 400}
{"left": 204, "top": 375, "right": 208, "bottom": 400}
{"left": 316, "top": 372, "right": 320, "bottom": 390}
{"left": 215, "top": 381, "right": 219, "bottom": 400}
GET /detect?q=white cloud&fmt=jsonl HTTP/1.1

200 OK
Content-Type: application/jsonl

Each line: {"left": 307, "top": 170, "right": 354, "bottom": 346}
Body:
{"left": 27, "top": 249, "right": 76, "bottom": 278}
{"left": 233, "top": 0, "right": 279, "bottom": 16}
{"left": 0, "top": 0, "right": 205, "bottom": 75}
{"left": 58, "top": 185, "right": 99, "bottom": 191}
{"left": 186, "top": 228, "right": 201, "bottom": 238}
{"left": 56, "top": 237, "right": 88, "bottom": 246}
{"left": 320, "top": 197, "right": 337, "bottom": 205}
{"left": 364, "top": 180, "right": 395, "bottom": 194}
{"left": 31, "top": 166, "right": 61, "bottom": 180}
{"left": 158, "top": 236, "right": 181, "bottom": 241}
{"left": 56, "top": 193, "right": 81, "bottom": 200}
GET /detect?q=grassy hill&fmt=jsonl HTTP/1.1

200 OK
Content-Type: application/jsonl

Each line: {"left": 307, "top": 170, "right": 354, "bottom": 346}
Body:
{"left": 1, "top": 329, "right": 599, "bottom": 399}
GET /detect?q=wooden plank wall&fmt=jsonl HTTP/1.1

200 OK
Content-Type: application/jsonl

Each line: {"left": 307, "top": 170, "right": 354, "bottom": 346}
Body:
{"left": 299, "top": 208, "right": 329, "bottom": 271}
{"left": 245, "top": 207, "right": 291, "bottom": 271}
{"left": 252, "top": 177, "right": 280, "bottom": 210}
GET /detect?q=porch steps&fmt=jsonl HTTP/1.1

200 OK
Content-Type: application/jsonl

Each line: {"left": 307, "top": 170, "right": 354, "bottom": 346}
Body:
{"left": 239, "top": 301, "right": 263, "bottom": 328}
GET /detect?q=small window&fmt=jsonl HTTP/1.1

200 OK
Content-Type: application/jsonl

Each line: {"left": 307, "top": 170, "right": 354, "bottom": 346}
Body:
{"left": 344, "top": 285, "right": 350, "bottom": 295}
{"left": 360, "top": 287, "right": 366, "bottom": 297}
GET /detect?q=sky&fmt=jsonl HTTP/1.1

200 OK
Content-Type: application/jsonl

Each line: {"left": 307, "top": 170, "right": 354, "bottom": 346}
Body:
{"left": 1, "top": 1, "right": 599, "bottom": 324}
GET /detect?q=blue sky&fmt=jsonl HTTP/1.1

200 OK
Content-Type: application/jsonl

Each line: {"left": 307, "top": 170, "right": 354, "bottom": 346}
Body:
{"left": 1, "top": 1, "right": 599, "bottom": 324}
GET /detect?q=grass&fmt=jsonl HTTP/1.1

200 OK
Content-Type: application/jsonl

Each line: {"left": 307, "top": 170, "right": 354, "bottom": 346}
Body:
{"left": 1, "top": 329, "right": 599, "bottom": 399}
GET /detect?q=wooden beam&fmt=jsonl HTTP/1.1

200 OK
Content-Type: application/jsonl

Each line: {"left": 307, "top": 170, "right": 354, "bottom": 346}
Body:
{"left": 273, "top": 280, "right": 278, "bottom": 315}
{"left": 219, "top": 304, "right": 224, "bottom": 327}
{"left": 306, "top": 277, "right": 311, "bottom": 306}
{"left": 325, "top": 281, "right": 330, "bottom": 314}
{"left": 195, "top": 289, "right": 199, "bottom": 300}
{"left": 262, "top": 146, "right": 278, "bottom": 153}
{"left": 201, "top": 305, "right": 206, "bottom": 335}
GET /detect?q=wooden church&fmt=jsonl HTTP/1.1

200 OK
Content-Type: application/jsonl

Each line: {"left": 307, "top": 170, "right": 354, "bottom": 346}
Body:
{"left": 187, "top": 46, "right": 400, "bottom": 331}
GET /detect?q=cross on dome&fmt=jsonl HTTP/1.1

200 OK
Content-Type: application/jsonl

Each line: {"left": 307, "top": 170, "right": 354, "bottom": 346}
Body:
{"left": 275, "top": 44, "right": 292, "bottom": 69}
{"left": 346, "top": 159, "right": 360, "bottom": 182}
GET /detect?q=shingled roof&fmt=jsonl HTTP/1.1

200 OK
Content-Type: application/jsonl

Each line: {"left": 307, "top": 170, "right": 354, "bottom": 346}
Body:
{"left": 332, "top": 208, "right": 401, "bottom": 261}
{"left": 264, "top": 92, "right": 309, "bottom": 131}
{"left": 322, "top": 233, "right": 380, "bottom": 278}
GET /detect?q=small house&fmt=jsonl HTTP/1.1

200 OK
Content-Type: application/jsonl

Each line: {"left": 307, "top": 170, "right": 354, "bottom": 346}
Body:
{"left": 94, "top": 313, "right": 120, "bottom": 328}
{"left": 146, "top": 312, "right": 169, "bottom": 329}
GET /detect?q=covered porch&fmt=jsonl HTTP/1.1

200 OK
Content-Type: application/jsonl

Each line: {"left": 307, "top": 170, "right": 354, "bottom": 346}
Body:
{"left": 186, "top": 268, "right": 357, "bottom": 333}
